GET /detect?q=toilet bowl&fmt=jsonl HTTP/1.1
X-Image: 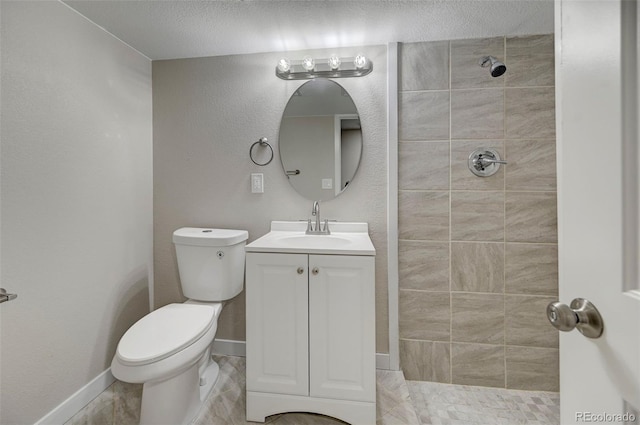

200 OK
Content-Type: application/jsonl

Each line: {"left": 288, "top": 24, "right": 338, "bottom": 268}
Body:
{"left": 111, "top": 228, "right": 248, "bottom": 425}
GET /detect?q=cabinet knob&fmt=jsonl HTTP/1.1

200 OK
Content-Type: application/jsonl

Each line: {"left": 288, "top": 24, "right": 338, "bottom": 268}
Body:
{"left": 312, "top": 267, "right": 319, "bottom": 275}
{"left": 297, "top": 267, "right": 304, "bottom": 274}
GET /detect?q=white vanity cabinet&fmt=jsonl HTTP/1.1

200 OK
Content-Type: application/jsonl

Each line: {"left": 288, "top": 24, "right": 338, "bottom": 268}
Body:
{"left": 245, "top": 222, "right": 376, "bottom": 425}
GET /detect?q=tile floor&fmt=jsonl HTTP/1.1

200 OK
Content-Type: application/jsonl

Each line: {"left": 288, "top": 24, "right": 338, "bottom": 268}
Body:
{"left": 66, "top": 355, "right": 559, "bottom": 425}
{"left": 407, "top": 381, "right": 559, "bottom": 425}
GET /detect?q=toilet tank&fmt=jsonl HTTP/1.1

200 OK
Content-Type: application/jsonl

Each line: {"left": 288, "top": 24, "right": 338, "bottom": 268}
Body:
{"left": 172, "top": 228, "right": 249, "bottom": 301}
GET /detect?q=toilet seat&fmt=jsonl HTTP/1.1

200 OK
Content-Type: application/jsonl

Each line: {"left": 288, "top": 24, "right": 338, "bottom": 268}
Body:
{"left": 116, "top": 303, "right": 218, "bottom": 366}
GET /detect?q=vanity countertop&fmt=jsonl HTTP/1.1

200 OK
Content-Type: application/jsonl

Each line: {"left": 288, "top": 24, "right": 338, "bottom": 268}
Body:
{"left": 245, "top": 221, "right": 376, "bottom": 256}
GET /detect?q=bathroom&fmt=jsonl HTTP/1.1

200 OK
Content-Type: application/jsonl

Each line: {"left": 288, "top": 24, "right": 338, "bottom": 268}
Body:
{"left": 1, "top": 1, "right": 638, "bottom": 425}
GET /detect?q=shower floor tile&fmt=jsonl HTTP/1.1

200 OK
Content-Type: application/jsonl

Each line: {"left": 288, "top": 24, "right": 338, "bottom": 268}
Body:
{"left": 406, "top": 380, "right": 560, "bottom": 425}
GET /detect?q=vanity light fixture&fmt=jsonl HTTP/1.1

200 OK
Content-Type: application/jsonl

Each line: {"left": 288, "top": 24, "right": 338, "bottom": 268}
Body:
{"left": 277, "top": 58, "right": 291, "bottom": 73}
{"left": 301, "top": 56, "right": 315, "bottom": 71}
{"left": 275, "top": 54, "right": 372, "bottom": 80}
{"left": 328, "top": 55, "right": 341, "bottom": 70}
{"left": 353, "top": 54, "right": 367, "bottom": 69}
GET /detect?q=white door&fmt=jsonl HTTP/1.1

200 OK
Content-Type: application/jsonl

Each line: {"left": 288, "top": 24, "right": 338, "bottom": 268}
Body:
{"left": 308, "top": 254, "right": 376, "bottom": 402}
{"left": 556, "top": 0, "right": 640, "bottom": 423}
{"left": 245, "top": 253, "right": 309, "bottom": 396}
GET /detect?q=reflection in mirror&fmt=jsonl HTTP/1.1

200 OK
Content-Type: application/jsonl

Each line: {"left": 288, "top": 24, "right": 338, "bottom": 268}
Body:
{"left": 279, "top": 79, "right": 362, "bottom": 201}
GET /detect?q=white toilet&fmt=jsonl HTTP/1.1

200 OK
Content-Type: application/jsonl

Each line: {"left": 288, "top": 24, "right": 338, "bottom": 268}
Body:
{"left": 111, "top": 227, "right": 248, "bottom": 425}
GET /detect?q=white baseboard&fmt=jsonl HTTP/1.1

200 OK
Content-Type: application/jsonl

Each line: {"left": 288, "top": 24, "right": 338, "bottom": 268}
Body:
{"left": 212, "top": 339, "right": 391, "bottom": 370}
{"left": 212, "top": 338, "right": 247, "bottom": 357}
{"left": 35, "top": 368, "right": 115, "bottom": 425}
{"left": 375, "top": 352, "right": 390, "bottom": 370}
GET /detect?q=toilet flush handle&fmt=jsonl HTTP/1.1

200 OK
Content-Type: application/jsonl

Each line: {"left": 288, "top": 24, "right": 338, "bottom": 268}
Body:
{"left": 0, "top": 288, "right": 17, "bottom": 304}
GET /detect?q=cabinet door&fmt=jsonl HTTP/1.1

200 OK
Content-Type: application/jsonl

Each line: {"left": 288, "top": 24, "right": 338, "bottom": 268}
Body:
{"left": 246, "top": 253, "right": 309, "bottom": 396}
{"left": 308, "top": 254, "right": 376, "bottom": 402}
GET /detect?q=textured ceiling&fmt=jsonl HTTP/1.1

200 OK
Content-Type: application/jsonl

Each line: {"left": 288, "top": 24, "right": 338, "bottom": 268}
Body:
{"left": 63, "top": 0, "right": 554, "bottom": 60}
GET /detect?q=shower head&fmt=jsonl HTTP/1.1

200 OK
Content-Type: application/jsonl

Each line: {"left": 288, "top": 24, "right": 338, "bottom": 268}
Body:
{"left": 479, "top": 56, "right": 507, "bottom": 77}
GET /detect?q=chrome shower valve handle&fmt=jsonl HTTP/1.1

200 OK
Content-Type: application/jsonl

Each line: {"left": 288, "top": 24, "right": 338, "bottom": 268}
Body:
{"left": 468, "top": 148, "right": 507, "bottom": 177}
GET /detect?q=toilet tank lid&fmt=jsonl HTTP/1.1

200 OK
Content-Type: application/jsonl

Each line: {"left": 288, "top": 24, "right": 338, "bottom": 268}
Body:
{"left": 173, "top": 227, "right": 248, "bottom": 247}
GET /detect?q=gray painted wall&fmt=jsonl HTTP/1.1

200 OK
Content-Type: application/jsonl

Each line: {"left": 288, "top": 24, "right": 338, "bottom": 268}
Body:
{"left": 152, "top": 46, "right": 389, "bottom": 353}
{"left": 0, "top": 2, "right": 153, "bottom": 423}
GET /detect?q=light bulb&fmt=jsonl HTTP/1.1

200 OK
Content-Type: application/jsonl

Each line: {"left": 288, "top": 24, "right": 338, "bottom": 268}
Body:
{"left": 354, "top": 54, "right": 367, "bottom": 69}
{"left": 328, "top": 55, "right": 341, "bottom": 70}
{"left": 302, "top": 56, "right": 315, "bottom": 71}
{"left": 277, "top": 58, "right": 291, "bottom": 73}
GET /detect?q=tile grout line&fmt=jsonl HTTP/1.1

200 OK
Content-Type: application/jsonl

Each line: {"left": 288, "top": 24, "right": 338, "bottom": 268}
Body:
{"left": 448, "top": 39, "right": 454, "bottom": 386}
{"left": 503, "top": 34, "right": 508, "bottom": 390}
{"left": 400, "top": 85, "right": 556, "bottom": 94}
{"left": 399, "top": 189, "right": 559, "bottom": 193}
{"left": 399, "top": 238, "right": 558, "bottom": 246}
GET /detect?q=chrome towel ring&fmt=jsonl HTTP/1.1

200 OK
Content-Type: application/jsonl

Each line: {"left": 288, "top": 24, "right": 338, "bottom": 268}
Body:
{"left": 249, "top": 137, "right": 274, "bottom": 166}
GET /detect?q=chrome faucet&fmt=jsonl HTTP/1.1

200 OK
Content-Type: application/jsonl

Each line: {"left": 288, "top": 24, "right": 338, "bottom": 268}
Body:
{"left": 312, "top": 201, "right": 321, "bottom": 232}
{"left": 306, "top": 201, "right": 331, "bottom": 235}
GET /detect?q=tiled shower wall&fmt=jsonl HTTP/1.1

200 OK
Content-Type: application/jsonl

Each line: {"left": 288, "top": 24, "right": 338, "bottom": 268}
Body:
{"left": 398, "top": 35, "right": 559, "bottom": 391}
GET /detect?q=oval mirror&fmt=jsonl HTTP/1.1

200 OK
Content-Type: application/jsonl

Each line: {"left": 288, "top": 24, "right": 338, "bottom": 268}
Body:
{"left": 279, "top": 79, "right": 362, "bottom": 201}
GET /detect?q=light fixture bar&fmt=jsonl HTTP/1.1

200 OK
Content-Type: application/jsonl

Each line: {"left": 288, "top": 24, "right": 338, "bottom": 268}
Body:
{"left": 275, "top": 56, "right": 373, "bottom": 80}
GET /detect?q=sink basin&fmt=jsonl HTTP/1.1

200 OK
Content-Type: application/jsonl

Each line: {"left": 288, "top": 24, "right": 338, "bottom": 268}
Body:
{"left": 279, "top": 235, "right": 352, "bottom": 249}
{"left": 245, "top": 221, "right": 375, "bottom": 256}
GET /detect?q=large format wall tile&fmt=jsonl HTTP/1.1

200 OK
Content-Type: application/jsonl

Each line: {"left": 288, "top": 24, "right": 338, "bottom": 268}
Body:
{"left": 401, "top": 41, "right": 450, "bottom": 91}
{"left": 451, "top": 140, "right": 505, "bottom": 191}
{"left": 451, "top": 37, "right": 505, "bottom": 89}
{"left": 398, "top": 35, "right": 557, "bottom": 392}
{"left": 505, "top": 192, "right": 557, "bottom": 243}
{"left": 399, "top": 142, "right": 450, "bottom": 190}
{"left": 399, "top": 241, "right": 450, "bottom": 291}
{"left": 451, "top": 343, "right": 505, "bottom": 388}
{"left": 505, "top": 295, "right": 559, "bottom": 348}
{"left": 399, "top": 191, "right": 449, "bottom": 240}
{"left": 451, "top": 89, "right": 504, "bottom": 139}
{"left": 399, "top": 91, "right": 450, "bottom": 140}
{"left": 400, "top": 339, "right": 451, "bottom": 383}
{"left": 399, "top": 290, "right": 451, "bottom": 341}
{"left": 451, "top": 191, "right": 504, "bottom": 241}
{"left": 506, "top": 139, "right": 556, "bottom": 191}
{"left": 505, "top": 87, "right": 555, "bottom": 138}
{"left": 451, "top": 293, "right": 505, "bottom": 344}
{"left": 506, "top": 35, "right": 555, "bottom": 88}
{"left": 506, "top": 346, "right": 559, "bottom": 391}
{"left": 451, "top": 242, "right": 504, "bottom": 293}
{"left": 505, "top": 243, "right": 558, "bottom": 296}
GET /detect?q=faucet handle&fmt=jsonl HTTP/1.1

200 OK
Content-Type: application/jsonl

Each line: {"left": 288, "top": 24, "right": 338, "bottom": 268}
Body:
{"left": 322, "top": 219, "right": 331, "bottom": 234}
{"left": 306, "top": 219, "right": 313, "bottom": 233}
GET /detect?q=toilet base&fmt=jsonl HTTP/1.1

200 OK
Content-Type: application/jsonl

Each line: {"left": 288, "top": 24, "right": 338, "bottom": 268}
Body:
{"left": 139, "top": 356, "right": 220, "bottom": 425}
{"left": 199, "top": 360, "right": 220, "bottom": 404}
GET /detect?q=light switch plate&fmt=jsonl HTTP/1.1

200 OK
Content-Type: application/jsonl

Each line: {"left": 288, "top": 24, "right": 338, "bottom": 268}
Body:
{"left": 251, "top": 173, "right": 264, "bottom": 193}
{"left": 322, "top": 178, "right": 333, "bottom": 189}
